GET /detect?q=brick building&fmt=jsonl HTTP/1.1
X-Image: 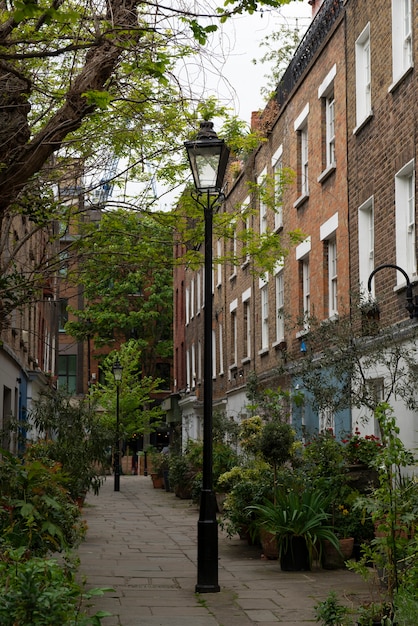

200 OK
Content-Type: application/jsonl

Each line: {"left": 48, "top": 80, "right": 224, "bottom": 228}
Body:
{"left": 173, "top": 0, "right": 418, "bottom": 448}
{"left": 345, "top": 0, "right": 418, "bottom": 447}
{"left": 0, "top": 205, "right": 58, "bottom": 453}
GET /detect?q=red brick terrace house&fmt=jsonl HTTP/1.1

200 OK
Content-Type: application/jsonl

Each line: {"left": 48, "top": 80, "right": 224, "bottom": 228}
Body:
{"left": 172, "top": 0, "right": 418, "bottom": 449}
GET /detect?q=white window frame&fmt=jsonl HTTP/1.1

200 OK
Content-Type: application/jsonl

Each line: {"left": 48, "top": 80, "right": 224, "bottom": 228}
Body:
{"left": 198, "top": 339, "right": 202, "bottom": 384}
{"left": 242, "top": 288, "right": 251, "bottom": 360}
{"left": 395, "top": 160, "right": 416, "bottom": 283}
{"left": 258, "top": 168, "right": 268, "bottom": 235}
{"left": 301, "top": 125, "right": 309, "bottom": 196}
{"left": 328, "top": 238, "right": 338, "bottom": 317}
{"left": 259, "top": 276, "right": 269, "bottom": 351}
{"left": 302, "top": 258, "right": 310, "bottom": 324}
{"left": 241, "top": 197, "right": 251, "bottom": 266}
{"left": 190, "top": 278, "right": 195, "bottom": 319}
{"left": 318, "top": 65, "right": 337, "bottom": 172}
{"left": 229, "top": 221, "right": 237, "bottom": 279}
{"left": 355, "top": 23, "right": 372, "bottom": 130}
{"left": 216, "top": 240, "right": 222, "bottom": 287}
{"left": 275, "top": 266, "right": 285, "bottom": 342}
{"left": 185, "top": 286, "right": 190, "bottom": 325}
{"left": 358, "top": 197, "right": 375, "bottom": 297}
{"left": 272, "top": 146, "right": 283, "bottom": 230}
{"left": 296, "top": 238, "right": 311, "bottom": 328}
{"left": 186, "top": 349, "right": 191, "bottom": 390}
{"left": 230, "top": 299, "right": 238, "bottom": 367}
{"left": 319, "top": 406, "right": 335, "bottom": 433}
{"left": 294, "top": 104, "right": 310, "bottom": 206}
{"left": 197, "top": 271, "right": 201, "bottom": 314}
{"left": 191, "top": 342, "right": 196, "bottom": 388}
{"left": 218, "top": 323, "right": 224, "bottom": 375}
{"left": 325, "top": 95, "right": 335, "bottom": 167}
{"left": 320, "top": 213, "right": 338, "bottom": 318}
{"left": 211, "top": 331, "right": 216, "bottom": 379}
{"left": 390, "top": 0, "right": 413, "bottom": 89}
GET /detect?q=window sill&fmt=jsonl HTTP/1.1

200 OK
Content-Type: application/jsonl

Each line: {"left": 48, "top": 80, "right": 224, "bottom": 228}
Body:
{"left": 394, "top": 274, "right": 418, "bottom": 293}
{"left": 388, "top": 65, "right": 413, "bottom": 94}
{"left": 241, "top": 357, "right": 251, "bottom": 365}
{"left": 272, "top": 339, "right": 287, "bottom": 351}
{"left": 274, "top": 223, "right": 283, "bottom": 234}
{"left": 293, "top": 193, "right": 309, "bottom": 209}
{"left": 295, "top": 329, "right": 309, "bottom": 339}
{"left": 317, "top": 163, "right": 336, "bottom": 184}
{"left": 322, "top": 313, "right": 339, "bottom": 323}
{"left": 241, "top": 260, "right": 250, "bottom": 270}
{"left": 353, "top": 112, "right": 373, "bottom": 135}
{"left": 258, "top": 347, "right": 269, "bottom": 356}
{"left": 229, "top": 273, "right": 237, "bottom": 282}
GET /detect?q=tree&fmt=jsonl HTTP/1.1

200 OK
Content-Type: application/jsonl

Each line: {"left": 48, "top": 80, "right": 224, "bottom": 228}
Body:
{"left": 64, "top": 208, "right": 173, "bottom": 381}
{"left": 0, "top": 0, "right": 297, "bottom": 215}
{"left": 0, "top": 0, "right": 300, "bottom": 331}
{"left": 253, "top": 21, "right": 306, "bottom": 101}
{"left": 287, "top": 301, "right": 418, "bottom": 432}
{"left": 91, "top": 341, "right": 165, "bottom": 441}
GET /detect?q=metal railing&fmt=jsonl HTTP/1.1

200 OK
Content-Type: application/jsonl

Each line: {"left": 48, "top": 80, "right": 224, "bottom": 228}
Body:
{"left": 275, "top": 0, "right": 344, "bottom": 107}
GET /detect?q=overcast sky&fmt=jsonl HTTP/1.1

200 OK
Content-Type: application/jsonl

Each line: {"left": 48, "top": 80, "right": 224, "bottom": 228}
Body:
{"left": 189, "top": 0, "right": 313, "bottom": 125}
{"left": 117, "top": 1, "right": 314, "bottom": 208}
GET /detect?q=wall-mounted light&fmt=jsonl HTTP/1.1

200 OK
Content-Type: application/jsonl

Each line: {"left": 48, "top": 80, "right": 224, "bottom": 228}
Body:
{"left": 367, "top": 263, "right": 418, "bottom": 319}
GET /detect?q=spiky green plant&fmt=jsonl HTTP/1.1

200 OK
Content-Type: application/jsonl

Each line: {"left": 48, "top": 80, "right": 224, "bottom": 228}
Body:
{"left": 248, "top": 488, "right": 341, "bottom": 567}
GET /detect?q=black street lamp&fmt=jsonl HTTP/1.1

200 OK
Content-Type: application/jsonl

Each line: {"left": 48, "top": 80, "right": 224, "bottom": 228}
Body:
{"left": 184, "top": 121, "right": 230, "bottom": 593}
{"left": 112, "top": 358, "right": 123, "bottom": 492}
{"left": 367, "top": 263, "right": 418, "bottom": 318}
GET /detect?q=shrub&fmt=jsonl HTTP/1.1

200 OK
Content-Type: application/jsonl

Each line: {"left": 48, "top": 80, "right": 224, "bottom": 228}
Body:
{"left": 0, "top": 451, "right": 85, "bottom": 556}
{"left": 0, "top": 549, "right": 112, "bottom": 625}
{"left": 29, "top": 388, "right": 113, "bottom": 500}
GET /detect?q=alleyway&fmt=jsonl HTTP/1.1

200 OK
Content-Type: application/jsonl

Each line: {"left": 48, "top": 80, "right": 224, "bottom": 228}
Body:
{"left": 78, "top": 475, "right": 369, "bottom": 626}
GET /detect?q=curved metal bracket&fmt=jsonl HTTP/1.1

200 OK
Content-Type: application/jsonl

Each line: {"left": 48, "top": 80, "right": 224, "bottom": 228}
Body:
{"left": 190, "top": 190, "right": 224, "bottom": 213}
{"left": 367, "top": 263, "right": 418, "bottom": 319}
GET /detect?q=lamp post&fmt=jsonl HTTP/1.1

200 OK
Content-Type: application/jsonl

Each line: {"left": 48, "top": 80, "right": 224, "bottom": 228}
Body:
{"left": 367, "top": 263, "right": 418, "bottom": 319}
{"left": 112, "top": 358, "right": 123, "bottom": 492}
{"left": 184, "top": 121, "right": 230, "bottom": 593}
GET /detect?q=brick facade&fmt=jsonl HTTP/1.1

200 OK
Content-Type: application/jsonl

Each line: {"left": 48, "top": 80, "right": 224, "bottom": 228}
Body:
{"left": 174, "top": 0, "right": 418, "bottom": 446}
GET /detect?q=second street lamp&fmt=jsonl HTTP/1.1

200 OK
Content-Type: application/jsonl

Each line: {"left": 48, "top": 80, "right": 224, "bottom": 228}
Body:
{"left": 112, "top": 358, "right": 123, "bottom": 492}
{"left": 184, "top": 121, "right": 230, "bottom": 593}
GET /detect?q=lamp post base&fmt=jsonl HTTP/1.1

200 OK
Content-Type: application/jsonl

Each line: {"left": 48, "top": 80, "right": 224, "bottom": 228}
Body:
{"left": 195, "top": 489, "right": 220, "bottom": 593}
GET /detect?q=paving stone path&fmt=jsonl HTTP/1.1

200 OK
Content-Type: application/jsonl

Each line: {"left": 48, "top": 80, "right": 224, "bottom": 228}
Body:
{"left": 78, "top": 475, "right": 370, "bottom": 625}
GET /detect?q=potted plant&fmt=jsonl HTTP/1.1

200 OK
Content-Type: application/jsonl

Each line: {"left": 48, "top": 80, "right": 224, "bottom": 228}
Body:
{"left": 219, "top": 462, "right": 273, "bottom": 542}
{"left": 356, "top": 602, "right": 395, "bottom": 626}
{"left": 347, "top": 404, "right": 416, "bottom": 625}
{"left": 322, "top": 495, "right": 360, "bottom": 569}
{"left": 249, "top": 487, "right": 341, "bottom": 571}
{"left": 147, "top": 447, "right": 165, "bottom": 489}
{"left": 393, "top": 584, "right": 418, "bottom": 625}
{"left": 314, "top": 590, "right": 351, "bottom": 625}
{"left": 168, "top": 453, "right": 194, "bottom": 499}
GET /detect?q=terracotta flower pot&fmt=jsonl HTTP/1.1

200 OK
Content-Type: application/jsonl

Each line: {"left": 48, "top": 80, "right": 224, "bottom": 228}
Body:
{"left": 260, "top": 527, "right": 279, "bottom": 560}
{"left": 322, "top": 537, "right": 354, "bottom": 569}
{"left": 150, "top": 473, "right": 164, "bottom": 489}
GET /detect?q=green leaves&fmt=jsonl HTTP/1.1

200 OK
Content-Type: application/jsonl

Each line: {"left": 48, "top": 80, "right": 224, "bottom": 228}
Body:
{"left": 0, "top": 554, "right": 114, "bottom": 625}
{"left": 82, "top": 91, "right": 114, "bottom": 110}
{"left": 186, "top": 19, "right": 218, "bottom": 45}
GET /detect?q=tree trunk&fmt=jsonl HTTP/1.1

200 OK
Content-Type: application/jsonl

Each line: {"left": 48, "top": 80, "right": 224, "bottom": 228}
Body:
{"left": 0, "top": 0, "right": 143, "bottom": 215}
